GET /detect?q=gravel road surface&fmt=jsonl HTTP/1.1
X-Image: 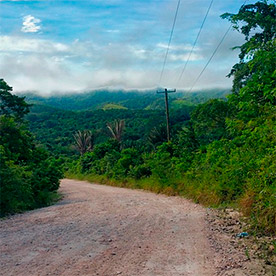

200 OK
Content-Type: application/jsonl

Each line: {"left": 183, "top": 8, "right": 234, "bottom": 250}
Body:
{"left": 0, "top": 179, "right": 217, "bottom": 276}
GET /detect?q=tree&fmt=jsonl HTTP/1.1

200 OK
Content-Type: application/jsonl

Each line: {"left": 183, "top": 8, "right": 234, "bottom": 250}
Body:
{"left": 0, "top": 79, "right": 30, "bottom": 120}
{"left": 147, "top": 124, "right": 167, "bottom": 149}
{"left": 221, "top": 1, "right": 276, "bottom": 94}
{"left": 0, "top": 80, "right": 62, "bottom": 216}
{"left": 0, "top": 115, "right": 34, "bottom": 163}
{"left": 106, "top": 119, "right": 125, "bottom": 143}
{"left": 222, "top": 1, "right": 276, "bottom": 121}
{"left": 190, "top": 99, "right": 234, "bottom": 144}
{"left": 73, "top": 130, "right": 94, "bottom": 155}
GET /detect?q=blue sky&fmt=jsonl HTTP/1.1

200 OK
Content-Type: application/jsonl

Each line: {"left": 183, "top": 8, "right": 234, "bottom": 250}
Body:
{"left": 0, "top": 0, "right": 262, "bottom": 94}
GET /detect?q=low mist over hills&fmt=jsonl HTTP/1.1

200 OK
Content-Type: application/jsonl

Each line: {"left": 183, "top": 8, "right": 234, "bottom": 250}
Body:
{"left": 23, "top": 89, "right": 230, "bottom": 111}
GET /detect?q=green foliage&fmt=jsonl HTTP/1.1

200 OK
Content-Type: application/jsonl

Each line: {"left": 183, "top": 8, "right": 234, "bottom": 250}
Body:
{"left": 0, "top": 115, "right": 34, "bottom": 162}
{"left": 77, "top": 141, "right": 144, "bottom": 179}
{"left": 65, "top": 1, "right": 276, "bottom": 234}
{"left": 0, "top": 147, "right": 34, "bottom": 215}
{"left": 24, "top": 89, "right": 230, "bottom": 157}
{"left": 149, "top": 142, "right": 175, "bottom": 182}
{"left": 79, "top": 139, "right": 120, "bottom": 174}
{"left": 0, "top": 79, "right": 30, "bottom": 120}
{"left": 221, "top": 0, "right": 276, "bottom": 93}
{"left": 115, "top": 148, "right": 142, "bottom": 176}
{"left": 147, "top": 124, "right": 167, "bottom": 149}
{"left": 73, "top": 130, "right": 94, "bottom": 155}
{"left": 0, "top": 116, "right": 63, "bottom": 216}
{"left": 0, "top": 81, "right": 63, "bottom": 216}
{"left": 106, "top": 119, "right": 125, "bottom": 143}
{"left": 172, "top": 125, "right": 198, "bottom": 172}
{"left": 128, "top": 163, "right": 152, "bottom": 179}
{"left": 191, "top": 99, "right": 235, "bottom": 144}
{"left": 26, "top": 105, "right": 168, "bottom": 157}
{"left": 228, "top": 39, "right": 276, "bottom": 121}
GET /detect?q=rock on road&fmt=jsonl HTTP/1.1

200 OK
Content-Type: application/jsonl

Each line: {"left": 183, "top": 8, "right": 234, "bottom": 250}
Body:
{"left": 0, "top": 179, "right": 217, "bottom": 276}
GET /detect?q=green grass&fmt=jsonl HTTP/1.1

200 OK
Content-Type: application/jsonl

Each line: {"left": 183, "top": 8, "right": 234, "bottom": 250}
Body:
{"left": 65, "top": 171, "right": 276, "bottom": 235}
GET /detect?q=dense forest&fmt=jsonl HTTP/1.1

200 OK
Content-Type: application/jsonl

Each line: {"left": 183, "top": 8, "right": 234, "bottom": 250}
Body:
{"left": 25, "top": 90, "right": 227, "bottom": 157}
{"left": 0, "top": 1, "right": 275, "bottom": 234}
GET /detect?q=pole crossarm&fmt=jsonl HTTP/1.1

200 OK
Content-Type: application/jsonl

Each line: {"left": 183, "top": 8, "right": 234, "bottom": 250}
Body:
{"left": 157, "top": 88, "right": 176, "bottom": 94}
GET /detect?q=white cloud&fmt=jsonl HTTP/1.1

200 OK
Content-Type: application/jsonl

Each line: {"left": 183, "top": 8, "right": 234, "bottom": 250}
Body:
{"left": 0, "top": 50, "right": 233, "bottom": 95}
{"left": 0, "top": 36, "right": 69, "bottom": 54}
{"left": 156, "top": 43, "right": 200, "bottom": 52}
{"left": 21, "top": 15, "right": 41, "bottom": 33}
{"left": 0, "top": 32, "right": 238, "bottom": 94}
{"left": 170, "top": 53, "right": 202, "bottom": 62}
{"left": 106, "top": 29, "right": 120, "bottom": 33}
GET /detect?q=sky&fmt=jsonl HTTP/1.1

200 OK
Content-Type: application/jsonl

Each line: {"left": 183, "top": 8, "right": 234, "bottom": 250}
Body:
{"left": 0, "top": 0, "right": 262, "bottom": 95}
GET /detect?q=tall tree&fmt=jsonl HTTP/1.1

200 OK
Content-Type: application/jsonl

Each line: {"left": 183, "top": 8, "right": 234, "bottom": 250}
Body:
{"left": 73, "top": 130, "right": 94, "bottom": 155}
{"left": 106, "top": 119, "right": 125, "bottom": 143}
{"left": 222, "top": 1, "right": 276, "bottom": 122}
{"left": 0, "top": 80, "right": 62, "bottom": 216}
{"left": 0, "top": 79, "right": 30, "bottom": 121}
{"left": 221, "top": 1, "right": 276, "bottom": 95}
{"left": 147, "top": 124, "right": 167, "bottom": 149}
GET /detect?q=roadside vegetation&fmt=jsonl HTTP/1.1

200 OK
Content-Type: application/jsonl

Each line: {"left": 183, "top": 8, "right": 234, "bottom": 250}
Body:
{"left": 0, "top": 80, "right": 63, "bottom": 216}
{"left": 66, "top": 1, "right": 276, "bottom": 234}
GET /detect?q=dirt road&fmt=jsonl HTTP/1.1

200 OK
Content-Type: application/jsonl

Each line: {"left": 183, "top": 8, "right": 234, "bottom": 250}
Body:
{"left": 0, "top": 179, "right": 218, "bottom": 276}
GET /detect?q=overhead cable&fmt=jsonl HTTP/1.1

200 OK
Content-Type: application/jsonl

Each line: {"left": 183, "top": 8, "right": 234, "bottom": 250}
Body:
{"left": 187, "top": 0, "right": 248, "bottom": 92}
{"left": 177, "top": 0, "right": 214, "bottom": 86}
{"left": 159, "top": 0, "right": 181, "bottom": 86}
{"left": 188, "top": 24, "right": 232, "bottom": 92}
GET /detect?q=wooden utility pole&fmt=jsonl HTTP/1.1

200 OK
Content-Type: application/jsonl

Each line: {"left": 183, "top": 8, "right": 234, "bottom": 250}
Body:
{"left": 157, "top": 88, "right": 176, "bottom": 141}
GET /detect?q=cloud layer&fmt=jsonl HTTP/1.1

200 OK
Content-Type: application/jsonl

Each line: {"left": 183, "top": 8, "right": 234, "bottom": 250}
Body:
{"left": 0, "top": 0, "right": 258, "bottom": 95}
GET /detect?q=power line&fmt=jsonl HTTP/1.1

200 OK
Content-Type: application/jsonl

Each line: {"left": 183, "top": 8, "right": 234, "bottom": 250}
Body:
{"left": 177, "top": 0, "right": 213, "bottom": 86}
{"left": 187, "top": 0, "right": 249, "bottom": 92}
{"left": 188, "top": 24, "right": 232, "bottom": 92}
{"left": 159, "top": 0, "right": 181, "bottom": 86}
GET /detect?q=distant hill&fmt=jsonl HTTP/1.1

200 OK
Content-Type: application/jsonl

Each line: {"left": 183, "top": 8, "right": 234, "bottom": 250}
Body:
{"left": 23, "top": 89, "right": 230, "bottom": 111}
{"left": 101, "top": 103, "right": 128, "bottom": 110}
{"left": 24, "top": 88, "right": 230, "bottom": 156}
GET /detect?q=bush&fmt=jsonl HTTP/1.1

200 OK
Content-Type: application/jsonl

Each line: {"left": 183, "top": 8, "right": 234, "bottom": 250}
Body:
{"left": 0, "top": 79, "right": 63, "bottom": 216}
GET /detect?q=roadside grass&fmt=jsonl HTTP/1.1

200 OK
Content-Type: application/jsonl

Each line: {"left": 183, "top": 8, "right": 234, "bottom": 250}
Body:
{"left": 65, "top": 172, "right": 224, "bottom": 207}
{"left": 65, "top": 171, "right": 275, "bottom": 236}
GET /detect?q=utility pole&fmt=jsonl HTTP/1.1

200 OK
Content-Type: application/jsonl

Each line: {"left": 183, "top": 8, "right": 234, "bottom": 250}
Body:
{"left": 157, "top": 88, "right": 176, "bottom": 141}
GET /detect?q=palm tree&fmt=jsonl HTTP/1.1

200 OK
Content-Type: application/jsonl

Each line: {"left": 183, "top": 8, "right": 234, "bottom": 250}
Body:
{"left": 106, "top": 119, "right": 125, "bottom": 143}
{"left": 147, "top": 124, "right": 167, "bottom": 149}
{"left": 73, "top": 130, "right": 94, "bottom": 155}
